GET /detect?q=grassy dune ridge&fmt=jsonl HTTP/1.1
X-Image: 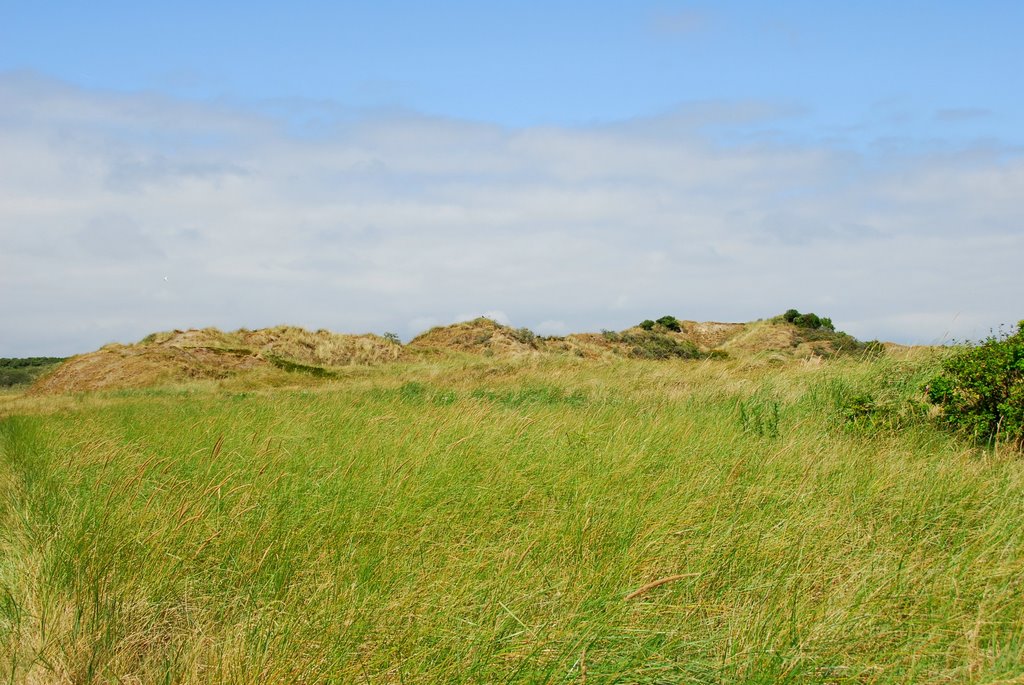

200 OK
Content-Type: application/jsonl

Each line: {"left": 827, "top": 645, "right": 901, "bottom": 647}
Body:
{"left": 2, "top": 353, "right": 1023, "bottom": 682}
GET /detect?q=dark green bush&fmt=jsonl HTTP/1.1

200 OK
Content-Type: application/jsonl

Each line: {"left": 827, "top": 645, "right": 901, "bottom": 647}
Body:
{"left": 827, "top": 332, "right": 866, "bottom": 352}
{"left": 655, "top": 315, "right": 682, "bottom": 332}
{"left": 638, "top": 319, "right": 656, "bottom": 331}
{"left": 927, "top": 322, "right": 1024, "bottom": 448}
{"left": 779, "top": 310, "right": 835, "bottom": 332}
{"left": 794, "top": 312, "right": 821, "bottom": 329}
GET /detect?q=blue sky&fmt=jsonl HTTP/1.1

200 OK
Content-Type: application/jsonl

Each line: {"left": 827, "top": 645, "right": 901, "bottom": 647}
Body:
{"left": 1, "top": 2, "right": 1022, "bottom": 355}
{"left": 5, "top": 1, "right": 1021, "bottom": 134}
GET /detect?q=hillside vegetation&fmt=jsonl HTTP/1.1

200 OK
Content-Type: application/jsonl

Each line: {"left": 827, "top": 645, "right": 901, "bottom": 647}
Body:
{"left": 29, "top": 326, "right": 402, "bottom": 394}
{"left": 28, "top": 314, "right": 881, "bottom": 395}
{"left": 3, "top": 336, "right": 1024, "bottom": 682}
{"left": 0, "top": 357, "right": 65, "bottom": 388}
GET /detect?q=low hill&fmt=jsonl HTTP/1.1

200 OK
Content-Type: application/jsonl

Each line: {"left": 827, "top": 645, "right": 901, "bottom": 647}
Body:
{"left": 719, "top": 320, "right": 869, "bottom": 358}
{"left": 28, "top": 314, "right": 882, "bottom": 394}
{"left": 408, "top": 315, "right": 874, "bottom": 361}
{"left": 408, "top": 317, "right": 541, "bottom": 357}
{"left": 30, "top": 326, "right": 402, "bottom": 394}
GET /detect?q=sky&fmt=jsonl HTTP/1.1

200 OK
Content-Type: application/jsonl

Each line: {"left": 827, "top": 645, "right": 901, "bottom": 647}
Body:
{"left": 2, "top": 1, "right": 1022, "bottom": 356}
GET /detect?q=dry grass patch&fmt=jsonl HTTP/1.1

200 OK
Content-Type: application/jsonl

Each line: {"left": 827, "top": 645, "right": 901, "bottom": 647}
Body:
{"left": 408, "top": 318, "right": 540, "bottom": 358}
{"left": 30, "top": 326, "right": 403, "bottom": 394}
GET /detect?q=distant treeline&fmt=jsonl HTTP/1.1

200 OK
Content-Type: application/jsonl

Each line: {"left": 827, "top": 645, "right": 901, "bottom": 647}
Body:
{"left": 0, "top": 357, "right": 66, "bottom": 369}
{"left": 0, "top": 357, "right": 66, "bottom": 388}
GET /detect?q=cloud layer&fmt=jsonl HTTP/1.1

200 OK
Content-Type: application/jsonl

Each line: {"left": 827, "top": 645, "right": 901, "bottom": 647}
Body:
{"left": 2, "top": 73, "right": 1021, "bottom": 356}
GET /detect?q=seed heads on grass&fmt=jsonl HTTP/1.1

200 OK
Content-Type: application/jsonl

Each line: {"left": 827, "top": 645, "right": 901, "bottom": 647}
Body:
{"left": 624, "top": 573, "right": 699, "bottom": 600}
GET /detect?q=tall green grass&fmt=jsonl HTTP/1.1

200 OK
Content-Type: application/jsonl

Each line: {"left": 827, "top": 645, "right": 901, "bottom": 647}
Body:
{"left": 2, "top": 354, "right": 1023, "bottom": 683}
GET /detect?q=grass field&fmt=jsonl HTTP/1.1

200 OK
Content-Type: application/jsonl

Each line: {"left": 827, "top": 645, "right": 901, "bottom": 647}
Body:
{"left": 2, "top": 352, "right": 1023, "bottom": 683}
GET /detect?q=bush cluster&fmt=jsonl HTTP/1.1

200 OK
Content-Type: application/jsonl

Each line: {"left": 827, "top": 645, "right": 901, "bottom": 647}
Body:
{"left": 605, "top": 330, "right": 702, "bottom": 360}
{"left": 638, "top": 315, "right": 682, "bottom": 332}
{"left": 782, "top": 309, "right": 834, "bottom": 331}
{"left": 927, "top": 322, "right": 1024, "bottom": 448}
{"left": 509, "top": 327, "right": 538, "bottom": 346}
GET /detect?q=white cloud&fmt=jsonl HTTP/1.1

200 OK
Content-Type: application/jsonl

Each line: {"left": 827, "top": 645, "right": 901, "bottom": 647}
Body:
{"left": 1, "top": 73, "right": 1022, "bottom": 356}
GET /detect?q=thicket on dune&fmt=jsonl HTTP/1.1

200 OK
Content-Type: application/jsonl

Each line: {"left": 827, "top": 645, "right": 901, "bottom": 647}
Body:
{"left": 927, "top": 321, "right": 1024, "bottom": 449}
{"left": 781, "top": 308, "right": 834, "bottom": 331}
{"left": 601, "top": 329, "right": 703, "bottom": 360}
{"left": 637, "top": 316, "right": 682, "bottom": 332}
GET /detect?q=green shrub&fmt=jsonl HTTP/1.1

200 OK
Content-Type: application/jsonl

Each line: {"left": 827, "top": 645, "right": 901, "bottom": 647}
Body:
{"left": 638, "top": 319, "right": 656, "bottom": 331}
{"left": 0, "top": 368, "right": 34, "bottom": 387}
{"left": 779, "top": 310, "right": 835, "bottom": 332}
{"left": 620, "top": 331, "right": 699, "bottom": 360}
{"left": 927, "top": 322, "right": 1024, "bottom": 448}
{"left": 510, "top": 327, "right": 538, "bottom": 346}
{"left": 826, "top": 332, "right": 866, "bottom": 352}
{"left": 655, "top": 315, "right": 682, "bottom": 332}
{"left": 794, "top": 313, "right": 821, "bottom": 329}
